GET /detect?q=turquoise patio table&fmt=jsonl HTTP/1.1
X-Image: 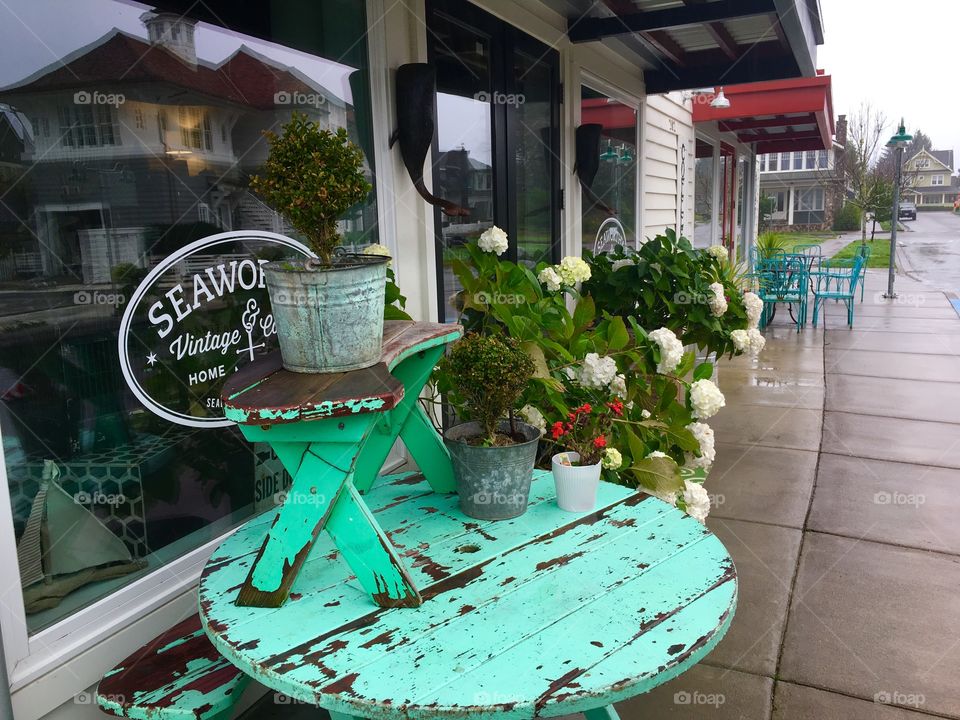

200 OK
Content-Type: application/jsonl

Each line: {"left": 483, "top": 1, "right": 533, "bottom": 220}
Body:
{"left": 198, "top": 471, "right": 737, "bottom": 720}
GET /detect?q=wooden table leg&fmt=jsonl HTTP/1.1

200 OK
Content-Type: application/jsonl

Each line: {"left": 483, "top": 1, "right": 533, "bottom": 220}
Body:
{"left": 353, "top": 343, "right": 455, "bottom": 494}
{"left": 236, "top": 432, "right": 421, "bottom": 608}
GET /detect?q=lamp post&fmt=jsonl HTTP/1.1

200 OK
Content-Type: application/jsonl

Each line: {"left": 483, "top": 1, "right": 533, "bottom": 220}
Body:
{"left": 884, "top": 119, "right": 913, "bottom": 298}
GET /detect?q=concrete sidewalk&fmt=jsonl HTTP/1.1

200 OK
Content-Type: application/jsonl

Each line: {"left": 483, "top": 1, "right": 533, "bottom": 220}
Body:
{"left": 622, "top": 268, "right": 960, "bottom": 719}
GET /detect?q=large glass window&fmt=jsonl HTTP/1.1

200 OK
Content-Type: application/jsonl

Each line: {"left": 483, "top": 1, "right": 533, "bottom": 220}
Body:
{"left": 580, "top": 86, "right": 638, "bottom": 255}
{"left": 693, "top": 139, "right": 715, "bottom": 249}
{"left": 427, "top": 0, "right": 560, "bottom": 321}
{"left": 0, "top": 0, "right": 379, "bottom": 633}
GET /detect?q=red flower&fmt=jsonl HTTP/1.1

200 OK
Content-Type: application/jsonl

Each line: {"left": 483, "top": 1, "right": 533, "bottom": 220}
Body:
{"left": 608, "top": 400, "right": 624, "bottom": 416}
{"left": 551, "top": 421, "right": 566, "bottom": 440}
{"left": 593, "top": 435, "right": 607, "bottom": 449}
{"left": 579, "top": 403, "right": 592, "bottom": 414}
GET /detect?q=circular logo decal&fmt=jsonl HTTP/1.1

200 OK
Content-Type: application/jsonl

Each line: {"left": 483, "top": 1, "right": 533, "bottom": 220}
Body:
{"left": 118, "top": 231, "right": 312, "bottom": 428}
{"left": 594, "top": 217, "right": 628, "bottom": 254}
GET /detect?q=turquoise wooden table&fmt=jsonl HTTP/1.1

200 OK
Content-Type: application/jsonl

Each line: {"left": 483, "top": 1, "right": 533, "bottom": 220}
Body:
{"left": 199, "top": 471, "right": 737, "bottom": 720}
{"left": 220, "top": 320, "right": 462, "bottom": 610}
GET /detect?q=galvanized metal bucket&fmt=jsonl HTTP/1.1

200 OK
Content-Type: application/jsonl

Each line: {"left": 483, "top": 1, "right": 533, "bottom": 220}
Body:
{"left": 444, "top": 420, "right": 540, "bottom": 520}
{"left": 264, "top": 255, "right": 388, "bottom": 373}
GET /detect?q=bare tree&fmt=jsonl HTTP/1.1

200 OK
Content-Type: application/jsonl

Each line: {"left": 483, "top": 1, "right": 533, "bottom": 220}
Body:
{"left": 818, "top": 103, "right": 888, "bottom": 240}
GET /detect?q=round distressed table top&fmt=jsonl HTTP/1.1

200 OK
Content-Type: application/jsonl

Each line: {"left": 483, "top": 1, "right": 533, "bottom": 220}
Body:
{"left": 199, "top": 472, "right": 736, "bottom": 719}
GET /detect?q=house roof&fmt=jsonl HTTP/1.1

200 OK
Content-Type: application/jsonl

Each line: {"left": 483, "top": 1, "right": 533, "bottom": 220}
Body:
{"left": 693, "top": 72, "right": 834, "bottom": 153}
{"left": 907, "top": 148, "right": 954, "bottom": 173}
{"left": 0, "top": 29, "right": 338, "bottom": 111}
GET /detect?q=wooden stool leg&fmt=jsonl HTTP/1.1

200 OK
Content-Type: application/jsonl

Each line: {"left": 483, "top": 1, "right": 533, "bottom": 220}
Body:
{"left": 584, "top": 705, "right": 621, "bottom": 720}
{"left": 399, "top": 403, "right": 455, "bottom": 493}
{"left": 237, "top": 438, "right": 421, "bottom": 608}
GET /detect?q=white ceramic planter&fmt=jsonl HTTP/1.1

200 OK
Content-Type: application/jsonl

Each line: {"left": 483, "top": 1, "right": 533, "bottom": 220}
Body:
{"left": 551, "top": 452, "right": 602, "bottom": 512}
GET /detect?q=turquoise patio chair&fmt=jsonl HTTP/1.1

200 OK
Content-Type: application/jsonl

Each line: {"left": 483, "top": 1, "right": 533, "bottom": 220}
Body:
{"left": 811, "top": 255, "right": 866, "bottom": 328}
{"left": 853, "top": 242, "right": 871, "bottom": 301}
{"left": 755, "top": 252, "right": 809, "bottom": 332}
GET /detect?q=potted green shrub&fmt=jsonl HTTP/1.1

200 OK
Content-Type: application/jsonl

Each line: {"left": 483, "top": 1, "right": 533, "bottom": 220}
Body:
{"left": 437, "top": 333, "right": 539, "bottom": 520}
{"left": 250, "top": 113, "right": 384, "bottom": 373}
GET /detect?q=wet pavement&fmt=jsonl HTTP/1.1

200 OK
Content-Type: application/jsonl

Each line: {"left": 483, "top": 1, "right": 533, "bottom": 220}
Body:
{"left": 896, "top": 212, "right": 960, "bottom": 293}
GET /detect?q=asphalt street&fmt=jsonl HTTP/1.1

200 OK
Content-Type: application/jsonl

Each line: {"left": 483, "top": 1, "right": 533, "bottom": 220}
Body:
{"left": 896, "top": 211, "right": 960, "bottom": 293}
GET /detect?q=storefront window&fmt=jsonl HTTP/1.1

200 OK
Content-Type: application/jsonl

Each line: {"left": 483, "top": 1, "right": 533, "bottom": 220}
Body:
{"left": 693, "top": 139, "right": 715, "bottom": 249}
{"left": 0, "top": 0, "right": 378, "bottom": 632}
{"left": 580, "top": 86, "right": 637, "bottom": 254}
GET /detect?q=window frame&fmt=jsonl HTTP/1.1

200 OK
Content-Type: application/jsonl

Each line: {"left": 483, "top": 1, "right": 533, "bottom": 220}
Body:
{"left": 0, "top": 0, "right": 400, "bottom": 695}
{"left": 932, "top": 174, "right": 944, "bottom": 186}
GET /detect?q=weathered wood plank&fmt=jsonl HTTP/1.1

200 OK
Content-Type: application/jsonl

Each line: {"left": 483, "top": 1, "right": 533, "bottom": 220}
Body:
{"left": 97, "top": 614, "right": 250, "bottom": 720}
{"left": 200, "top": 472, "right": 736, "bottom": 719}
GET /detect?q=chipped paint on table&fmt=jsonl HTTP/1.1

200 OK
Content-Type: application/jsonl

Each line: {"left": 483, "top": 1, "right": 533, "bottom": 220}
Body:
{"left": 97, "top": 614, "right": 250, "bottom": 719}
{"left": 199, "top": 472, "right": 737, "bottom": 720}
{"left": 222, "top": 321, "right": 461, "bottom": 609}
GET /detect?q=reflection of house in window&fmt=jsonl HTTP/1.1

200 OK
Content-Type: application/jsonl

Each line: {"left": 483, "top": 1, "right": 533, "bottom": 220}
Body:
{"left": 0, "top": 11, "right": 351, "bottom": 284}
{"left": 436, "top": 148, "right": 493, "bottom": 219}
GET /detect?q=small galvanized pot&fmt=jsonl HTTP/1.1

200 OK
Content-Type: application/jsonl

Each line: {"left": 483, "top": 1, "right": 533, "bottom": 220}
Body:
{"left": 552, "top": 452, "right": 601, "bottom": 512}
{"left": 264, "top": 255, "right": 388, "bottom": 373}
{"left": 444, "top": 420, "right": 540, "bottom": 520}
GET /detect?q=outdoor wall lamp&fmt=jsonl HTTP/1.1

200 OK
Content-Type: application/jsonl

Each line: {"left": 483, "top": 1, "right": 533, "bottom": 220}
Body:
{"left": 883, "top": 119, "right": 913, "bottom": 298}
{"left": 709, "top": 87, "right": 731, "bottom": 109}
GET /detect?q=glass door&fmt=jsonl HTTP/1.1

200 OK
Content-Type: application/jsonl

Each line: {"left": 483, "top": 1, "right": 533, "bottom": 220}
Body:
{"left": 427, "top": 0, "right": 560, "bottom": 321}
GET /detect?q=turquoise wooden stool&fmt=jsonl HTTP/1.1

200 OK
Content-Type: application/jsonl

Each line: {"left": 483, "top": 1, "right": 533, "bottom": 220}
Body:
{"left": 221, "top": 321, "right": 461, "bottom": 609}
{"left": 199, "top": 472, "right": 737, "bottom": 720}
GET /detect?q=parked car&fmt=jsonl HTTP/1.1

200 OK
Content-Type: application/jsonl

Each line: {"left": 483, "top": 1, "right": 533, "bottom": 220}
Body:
{"left": 899, "top": 201, "right": 917, "bottom": 221}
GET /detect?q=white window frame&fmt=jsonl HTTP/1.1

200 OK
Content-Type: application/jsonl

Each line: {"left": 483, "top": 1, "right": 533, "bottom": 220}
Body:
{"left": 0, "top": 0, "right": 400, "bottom": 706}
{"left": 932, "top": 174, "right": 944, "bottom": 186}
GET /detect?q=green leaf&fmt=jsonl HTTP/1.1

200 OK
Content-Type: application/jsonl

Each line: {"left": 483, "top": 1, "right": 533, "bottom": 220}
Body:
{"left": 693, "top": 362, "right": 714, "bottom": 382}
{"left": 383, "top": 304, "right": 412, "bottom": 321}
{"left": 521, "top": 341, "right": 551, "bottom": 379}
{"left": 628, "top": 457, "right": 683, "bottom": 494}
{"left": 573, "top": 295, "right": 596, "bottom": 331}
{"left": 607, "top": 316, "right": 629, "bottom": 352}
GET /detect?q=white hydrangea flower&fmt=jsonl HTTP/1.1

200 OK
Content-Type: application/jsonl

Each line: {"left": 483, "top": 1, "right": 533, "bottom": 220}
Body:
{"left": 648, "top": 327, "right": 684, "bottom": 375}
{"left": 708, "top": 282, "right": 728, "bottom": 317}
{"left": 747, "top": 328, "right": 766, "bottom": 356}
{"left": 609, "top": 373, "right": 627, "bottom": 397}
{"left": 562, "top": 366, "right": 577, "bottom": 381}
{"left": 685, "top": 422, "right": 716, "bottom": 469}
{"left": 743, "top": 291, "right": 763, "bottom": 329}
{"left": 362, "top": 243, "right": 392, "bottom": 266}
{"left": 707, "top": 245, "right": 728, "bottom": 261}
{"left": 640, "top": 408, "right": 651, "bottom": 419}
{"left": 690, "top": 379, "right": 725, "bottom": 420}
{"left": 602, "top": 448, "right": 623, "bottom": 470}
{"left": 682, "top": 480, "right": 711, "bottom": 523}
{"left": 478, "top": 225, "right": 509, "bottom": 256}
{"left": 557, "top": 256, "right": 592, "bottom": 285}
{"left": 538, "top": 266, "right": 562, "bottom": 292}
{"left": 730, "top": 329, "right": 750, "bottom": 353}
{"left": 579, "top": 352, "right": 618, "bottom": 389}
{"left": 611, "top": 258, "right": 634, "bottom": 272}
{"left": 519, "top": 405, "right": 546, "bottom": 435}
{"left": 647, "top": 487, "right": 679, "bottom": 506}
{"left": 647, "top": 450, "right": 668, "bottom": 459}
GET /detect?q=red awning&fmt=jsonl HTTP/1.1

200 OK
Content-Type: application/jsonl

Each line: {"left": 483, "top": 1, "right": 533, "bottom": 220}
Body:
{"left": 693, "top": 73, "right": 834, "bottom": 154}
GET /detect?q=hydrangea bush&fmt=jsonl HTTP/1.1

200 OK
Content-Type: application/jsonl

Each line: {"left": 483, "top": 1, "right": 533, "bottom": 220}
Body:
{"left": 438, "top": 229, "right": 723, "bottom": 516}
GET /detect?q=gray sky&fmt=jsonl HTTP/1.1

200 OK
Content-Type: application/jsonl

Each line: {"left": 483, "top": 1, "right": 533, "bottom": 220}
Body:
{"left": 817, "top": 0, "right": 960, "bottom": 170}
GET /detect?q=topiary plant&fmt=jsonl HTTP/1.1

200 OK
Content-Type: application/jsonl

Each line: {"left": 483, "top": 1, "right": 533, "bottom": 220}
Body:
{"left": 438, "top": 333, "right": 534, "bottom": 445}
{"left": 250, "top": 113, "right": 371, "bottom": 265}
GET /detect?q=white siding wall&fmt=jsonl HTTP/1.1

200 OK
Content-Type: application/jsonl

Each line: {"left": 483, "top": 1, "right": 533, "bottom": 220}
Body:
{"left": 642, "top": 93, "right": 694, "bottom": 242}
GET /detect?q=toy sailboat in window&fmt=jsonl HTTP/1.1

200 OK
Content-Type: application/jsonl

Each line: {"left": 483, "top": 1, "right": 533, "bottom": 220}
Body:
{"left": 16, "top": 460, "right": 147, "bottom": 613}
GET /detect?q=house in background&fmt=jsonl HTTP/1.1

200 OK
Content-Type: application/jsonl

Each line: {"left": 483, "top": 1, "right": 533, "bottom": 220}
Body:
{"left": 903, "top": 149, "right": 957, "bottom": 209}
{"left": 755, "top": 114, "right": 847, "bottom": 231}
